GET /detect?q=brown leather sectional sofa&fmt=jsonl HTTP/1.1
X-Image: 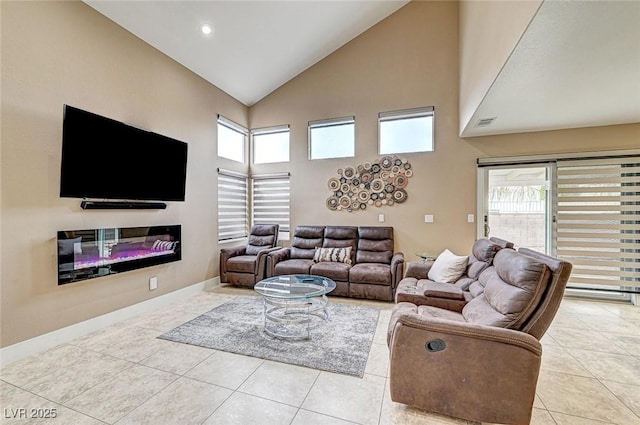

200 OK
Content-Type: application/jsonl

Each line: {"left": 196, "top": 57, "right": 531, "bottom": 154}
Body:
{"left": 266, "top": 225, "right": 404, "bottom": 301}
{"left": 387, "top": 242, "right": 573, "bottom": 424}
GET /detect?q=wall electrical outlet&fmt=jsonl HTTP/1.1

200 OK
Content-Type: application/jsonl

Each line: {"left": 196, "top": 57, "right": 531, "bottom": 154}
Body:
{"left": 378, "top": 214, "right": 385, "bottom": 223}
{"left": 149, "top": 277, "right": 158, "bottom": 290}
{"left": 424, "top": 214, "right": 434, "bottom": 223}
{"left": 467, "top": 214, "right": 475, "bottom": 223}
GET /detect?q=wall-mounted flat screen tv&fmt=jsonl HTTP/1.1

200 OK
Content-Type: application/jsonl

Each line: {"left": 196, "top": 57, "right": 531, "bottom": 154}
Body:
{"left": 60, "top": 105, "right": 188, "bottom": 202}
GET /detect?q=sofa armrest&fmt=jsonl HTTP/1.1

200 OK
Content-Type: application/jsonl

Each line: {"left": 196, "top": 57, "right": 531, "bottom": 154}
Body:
{"left": 387, "top": 308, "right": 541, "bottom": 424}
{"left": 390, "top": 252, "right": 405, "bottom": 287}
{"left": 255, "top": 246, "right": 282, "bottom": 280}
{"left": 220, "top": 245, "right": 247, "bottom": 257}
{"left": 422, "top": 281, "right": 464, "bottom": 300}
{"left": 265, "top": 247, "right": 291, "bottom": 277}
{"left": 404, "top": 261, "right": 432, "bottom": 279}
{"left": 219, "top": 245, "right": 247, "bottom": 282}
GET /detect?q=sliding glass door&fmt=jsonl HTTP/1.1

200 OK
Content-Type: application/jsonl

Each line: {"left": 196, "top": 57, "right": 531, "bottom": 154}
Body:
{"left": 478, "top": 155, "right": 640, "bottom": 302}
{"left": 555, "top": 157, "right": 640, "bottom": 300}
{"left": 478, "top": 165, "right": 553, "bottom": 254}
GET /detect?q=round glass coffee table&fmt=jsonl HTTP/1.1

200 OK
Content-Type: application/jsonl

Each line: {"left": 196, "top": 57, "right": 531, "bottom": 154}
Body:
{"left": 254, "top": 274, "right": 336, "bottom": 340}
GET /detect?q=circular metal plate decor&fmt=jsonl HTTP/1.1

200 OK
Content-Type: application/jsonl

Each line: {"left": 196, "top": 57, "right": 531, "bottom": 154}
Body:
{"left": 326, "top": 196, "right": 339, "bottom": 210}
{"left": 392, "top": 189, "right": 407, "bottom": 203}
{"left": 380, "top": 156, "right": 394, "bottom": 169}
{"left": 325, "top": 155, "right": 414, "bottom": 212}
{"left": 370, "top": 178, "right": 385, "bottom": 193}
{"left": 394, "top": 174, "right": 408, "bottom": 189}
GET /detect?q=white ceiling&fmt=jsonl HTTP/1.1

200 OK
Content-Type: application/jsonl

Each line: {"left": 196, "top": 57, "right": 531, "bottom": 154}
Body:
{"left": 462, "top": 0, "right": 640, "bottom": 137}
{"left": 84, "top": 0, "right": 409, "bottom": 106}
{"left": 84, "top": 1, "right": 640, "bottom": 136}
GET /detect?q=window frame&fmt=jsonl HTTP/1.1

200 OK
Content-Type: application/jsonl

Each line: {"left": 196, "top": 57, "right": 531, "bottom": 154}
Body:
{"left": 308, "top": 116, "right": 355, "bottom": 160}
{"left": 217, "top": 115, "right": 248, "bottom": 164}
{"left": 378, "top": 106, "right": 435, "bottom": 155}
{"left": 251, "top": 124, "right": 290, "bottom": 164}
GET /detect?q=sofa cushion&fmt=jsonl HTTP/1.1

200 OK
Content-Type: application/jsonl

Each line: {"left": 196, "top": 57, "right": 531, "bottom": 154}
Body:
{"left": 290, "top": 225, "right": 325, "bottom": 259}
{"left": 462, "top": 249, "right": 551, "bottom": 329}
{"left": 313, "top": 247, "right": 352, "bottom": 265}
{"left": 226, "top": 255, "right": 257, "bottom": 274}
{"left": 244, "top": 224, "right": 279, "bottom": 255}
{"left": 310, "top": 261, "right": 351, "bottom": 282}
{"left": 417, "top": 305, "right": 466, "bottom": 322}
{"left": 428, "top": 249, "right": 469, "bottom": 284}
{"left": 323, "top": 226, "right": 357, "bottom": 263}
{"left": 274, "top": 258, "right": 314, "bottom": 275}
{"left": 472, "top": 238, "right": 501, "bottom": 264}
{"left": 356, "top": 226, "right": 394, "bottom": 264}
{"left": 350, "top": 263, "right": 391, "bottom": 285}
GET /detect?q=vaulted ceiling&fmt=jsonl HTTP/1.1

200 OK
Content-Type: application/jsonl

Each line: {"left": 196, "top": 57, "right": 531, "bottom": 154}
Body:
{"left": 84, "top": 1, "right": 640, "bottom": 137}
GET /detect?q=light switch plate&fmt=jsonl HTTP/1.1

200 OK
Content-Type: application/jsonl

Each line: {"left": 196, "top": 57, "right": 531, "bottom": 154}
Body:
{"left": 378, "top": 214, "right": 385, "bottom": 222}
{"left": 467, "top": 214, "right": 475, "bottom": 223}
{"left": 424, "top": 214, "right": 434, "bottom": 223}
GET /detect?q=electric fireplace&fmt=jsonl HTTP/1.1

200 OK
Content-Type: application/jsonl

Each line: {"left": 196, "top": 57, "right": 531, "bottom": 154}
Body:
{"left": 57, "top": 225, "right": 181, "bottom": 285}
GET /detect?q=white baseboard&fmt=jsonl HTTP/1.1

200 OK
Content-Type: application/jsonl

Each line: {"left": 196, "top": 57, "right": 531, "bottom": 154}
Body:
{"left": 0, "top": 277, "right": 221, "bottom": 368}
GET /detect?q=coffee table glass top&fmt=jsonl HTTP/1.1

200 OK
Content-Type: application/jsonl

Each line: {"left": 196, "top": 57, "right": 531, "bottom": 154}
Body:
{"left": 255, "top": 274, "right": 336, "bottom": 299}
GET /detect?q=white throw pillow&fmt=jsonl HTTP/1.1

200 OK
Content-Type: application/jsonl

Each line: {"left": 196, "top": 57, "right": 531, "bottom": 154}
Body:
{"left": 427, "top": 249, "right": 469, "bottom": 284}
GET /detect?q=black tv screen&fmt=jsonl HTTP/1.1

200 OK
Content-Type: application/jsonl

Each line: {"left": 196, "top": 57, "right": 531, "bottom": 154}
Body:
{"left": 60, "top": 105, "right": 188, "bottom": 202}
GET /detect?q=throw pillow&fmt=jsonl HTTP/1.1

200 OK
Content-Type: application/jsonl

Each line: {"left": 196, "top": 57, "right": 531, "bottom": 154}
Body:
{"left": 313, "top": 247, "right": 353, "bottom": 265}
{"left": 428, "top": 249, "right": 469, "bottom": 284}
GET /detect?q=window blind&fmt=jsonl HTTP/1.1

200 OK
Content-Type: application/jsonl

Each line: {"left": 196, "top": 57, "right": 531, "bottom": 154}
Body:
{"left": 251, "top": 173, "right": 290, "bottom": 238}
{"left": 556, "top": 157, "right": 640, "bottom": 288}
{"left": 217, "top": 169, "right": 248, "bottom": 242}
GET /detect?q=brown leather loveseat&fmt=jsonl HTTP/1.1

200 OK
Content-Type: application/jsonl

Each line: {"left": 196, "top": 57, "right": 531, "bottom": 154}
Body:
{"left": 266, "top": 225, "right": 404, "bottom": 301}
{"left": 387, "top": 247, "right": 572, "bottom": 424}
{"left": 395, "top": 237, "right": 513, "bottom": 311}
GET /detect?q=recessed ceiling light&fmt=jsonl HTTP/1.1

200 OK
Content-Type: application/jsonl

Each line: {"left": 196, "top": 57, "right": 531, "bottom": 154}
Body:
{"left": 200, "top": 23, "right": 213, "bottom": 36}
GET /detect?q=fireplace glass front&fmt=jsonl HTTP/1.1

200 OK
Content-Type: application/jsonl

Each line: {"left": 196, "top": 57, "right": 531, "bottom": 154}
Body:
{"left": 57, "top": 225, "right": 181, "bottom": 285}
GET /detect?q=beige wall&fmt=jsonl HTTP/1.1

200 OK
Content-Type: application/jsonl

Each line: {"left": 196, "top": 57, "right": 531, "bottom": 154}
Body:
{"left": 2, "top": 0, "right": 639, "bottom": 348}
{"left": 1, "top": 1, "right": 247, "bottom": 347}
{"left": 459, "top": 0, "right": 542, "bottom": 134}
{"left": 250, "top": 1, "right": 640, "bottom": 264}
{"left": 250, "top": 0, "right": 478, "bottom": 263}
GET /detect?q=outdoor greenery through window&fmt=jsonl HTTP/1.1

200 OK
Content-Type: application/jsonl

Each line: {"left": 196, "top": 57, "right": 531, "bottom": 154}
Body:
{"left": 308, "top": 116, "right": 355, "bottom": 160}
{"left": 217, "top": 169, "right": 248, "bottom": 242}
{"left": 217, "top": 115, "right": 247, "bottom": 163}
{"left": 252, "top": 125, "right": 290, "bottom": 164}
{"left": 379, "top": 107, "right": 434, "bottom": 155}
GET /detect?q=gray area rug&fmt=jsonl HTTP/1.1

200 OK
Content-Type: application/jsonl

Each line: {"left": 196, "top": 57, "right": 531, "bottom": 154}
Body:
{"left": 158, "top": 295, "right": 380, "bottom": 378}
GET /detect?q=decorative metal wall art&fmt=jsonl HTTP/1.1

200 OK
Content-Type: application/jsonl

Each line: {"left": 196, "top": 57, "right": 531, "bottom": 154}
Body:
{"left": 326, "top": 155, "right": 413, "bottom": 212}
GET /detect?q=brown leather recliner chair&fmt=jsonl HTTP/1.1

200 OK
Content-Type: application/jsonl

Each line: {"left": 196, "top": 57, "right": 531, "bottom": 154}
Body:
{"left": 387, "top": 248, "right": 572, "bottom": 425}
{"left": 219, "top": 224, "right": 280, "bottom": 287}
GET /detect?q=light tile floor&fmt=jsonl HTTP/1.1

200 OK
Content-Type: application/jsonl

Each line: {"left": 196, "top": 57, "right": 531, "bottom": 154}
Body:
{"left": 1, "top": 286, "right": 639, "bottom": 425}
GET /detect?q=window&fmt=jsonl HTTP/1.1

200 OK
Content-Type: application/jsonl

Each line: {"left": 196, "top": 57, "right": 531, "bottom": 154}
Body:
{"left": 308, "top": 116, "right": 355, "bottom": 160}
{"left": 556, "top": 156, "right": 640, "bottom": 293}
{"left": 378, "top": 107, "right": 434, "bottom": 155}
{"left": 252, "top": 173, "right": 290, "bottom": 240}
{"left": 217, "top": 115, "right": 247, "bottom": 163}
{"left": 252, "top": 125, "right": 290, "bottom": 164}
{"left": 217, "top": 169, "right": 248, "bottom": 242}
